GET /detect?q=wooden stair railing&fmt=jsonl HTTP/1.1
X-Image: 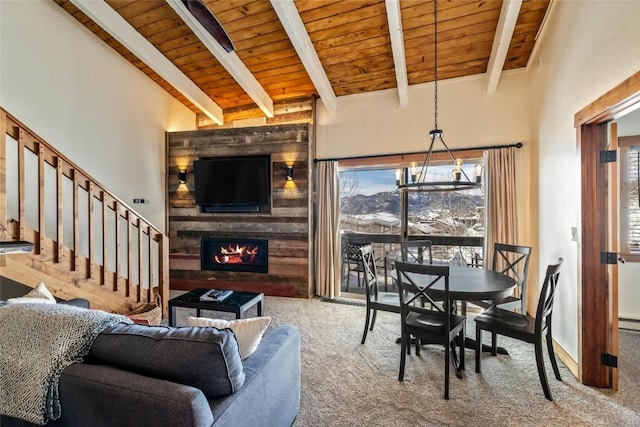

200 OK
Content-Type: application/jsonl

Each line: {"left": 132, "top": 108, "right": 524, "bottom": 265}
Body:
{"left": 0, "top": 109, "right": 169, "bottom": 316}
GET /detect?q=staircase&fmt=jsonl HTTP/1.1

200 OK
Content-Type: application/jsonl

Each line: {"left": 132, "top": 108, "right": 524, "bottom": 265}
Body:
{"left": 0, "top": 109, "right": 169, "bottom": 316}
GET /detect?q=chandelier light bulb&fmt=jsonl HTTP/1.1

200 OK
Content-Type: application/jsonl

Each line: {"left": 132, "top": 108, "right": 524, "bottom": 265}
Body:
{"left": 475, "top": 164, "right": 483, "bottom": 183}
{"left": 410, "top": 162, "right": 419, "bottom": 182}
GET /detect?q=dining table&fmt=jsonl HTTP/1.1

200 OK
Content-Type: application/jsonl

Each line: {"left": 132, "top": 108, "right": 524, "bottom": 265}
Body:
{"left": 392, "top": 264, "right": 517, "bottom": 370}
{"left": 397, "top": 265, "right": 516, "bottom": 304}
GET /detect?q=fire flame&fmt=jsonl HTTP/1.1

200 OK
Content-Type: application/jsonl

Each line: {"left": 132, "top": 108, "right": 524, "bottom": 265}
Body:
{"left": 213, "top": 244, "right": 259, "bottom": 265}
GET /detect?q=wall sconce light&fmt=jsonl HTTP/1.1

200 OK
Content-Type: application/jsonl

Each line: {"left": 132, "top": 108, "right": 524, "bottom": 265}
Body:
{"left": 285, "top": 165, "right": 294, "bottom": 181}
{"left": 178, "top": 169, "right": 187, "bottom": 184}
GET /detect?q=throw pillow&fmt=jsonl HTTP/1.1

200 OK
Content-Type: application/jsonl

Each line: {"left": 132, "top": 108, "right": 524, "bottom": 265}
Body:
{"left": 188, "top": 316, "right": 271, "bottom": 359}
{"left": 7, "top": 282, "right": 56, "bottom": 304}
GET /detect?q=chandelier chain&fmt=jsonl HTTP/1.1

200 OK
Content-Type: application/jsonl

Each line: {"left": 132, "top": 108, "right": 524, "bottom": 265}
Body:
{"left": 433, "top": 0, "right": 438, "bottom": 131}
{"left": 396, "top": 0, "right": 482, "bottom": 193}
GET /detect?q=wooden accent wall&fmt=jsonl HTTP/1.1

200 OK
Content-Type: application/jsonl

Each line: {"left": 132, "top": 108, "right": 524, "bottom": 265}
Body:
{"left": 196, "top": 96, "right": 315, "bottom": 129}
{"left": 167, "top": 124, "right": 314, "bottom": 298}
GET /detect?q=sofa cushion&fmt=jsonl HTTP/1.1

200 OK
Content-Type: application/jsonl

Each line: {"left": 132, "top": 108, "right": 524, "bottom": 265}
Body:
{"left": 88, "top": 323, "right": 245, "bottom": 397}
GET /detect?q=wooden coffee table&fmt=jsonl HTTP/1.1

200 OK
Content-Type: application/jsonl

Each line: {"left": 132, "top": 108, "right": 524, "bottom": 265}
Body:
{"left": 168, "top": 288, "right": 264, "bottom": 326}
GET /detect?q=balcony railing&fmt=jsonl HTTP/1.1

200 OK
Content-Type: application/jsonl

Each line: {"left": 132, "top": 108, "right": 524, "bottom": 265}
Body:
{"left": 341, "top": 231, "right": 484, "bottom": 292}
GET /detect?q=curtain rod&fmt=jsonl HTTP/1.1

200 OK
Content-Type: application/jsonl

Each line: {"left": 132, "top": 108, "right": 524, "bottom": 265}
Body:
{"left": 314, "top": 142, "right": 523, "bottom": 163}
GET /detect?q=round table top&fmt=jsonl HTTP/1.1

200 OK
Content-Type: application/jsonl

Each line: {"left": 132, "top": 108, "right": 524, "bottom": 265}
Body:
{"left": 393, "top": 265, "right": 516, "bottom": 302}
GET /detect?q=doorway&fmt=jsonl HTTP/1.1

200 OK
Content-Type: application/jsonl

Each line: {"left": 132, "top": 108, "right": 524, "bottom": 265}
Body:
{"left": 575, "top": 70, "right": 640, "bottom": 389}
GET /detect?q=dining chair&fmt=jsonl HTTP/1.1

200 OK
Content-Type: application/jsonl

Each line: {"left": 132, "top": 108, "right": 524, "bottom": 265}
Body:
{"left": 359, "top": 244, "right": 401, "bottom": 344}
{"left": 490, "top": 243, "right": 532, "bottom": 313}
{"left": 474, "top": 259, "right": 563, "bottom": 401}
{"left": 464, "top": 243, "right": 532, "bottom": 349}
{"left": 394, "top": 261, "right": 466, "bottom": 400}
{"left": 400, "top": 240, "right": 433, "bottom": 265}
{"left": 398, "top": 240, "right": 434, "bottom": 307}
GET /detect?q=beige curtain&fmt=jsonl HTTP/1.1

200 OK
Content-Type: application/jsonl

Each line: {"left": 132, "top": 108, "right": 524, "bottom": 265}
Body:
{"left": 484, "top": 147, "right": 518, "bottom": 268}
{"left": 315, "top": 161, "right": 342, "bottom": 298}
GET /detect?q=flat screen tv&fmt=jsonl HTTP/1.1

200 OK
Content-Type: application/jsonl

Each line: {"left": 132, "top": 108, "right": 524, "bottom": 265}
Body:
{"left": 193, "top": 155, "right": 271, "bottom": 212}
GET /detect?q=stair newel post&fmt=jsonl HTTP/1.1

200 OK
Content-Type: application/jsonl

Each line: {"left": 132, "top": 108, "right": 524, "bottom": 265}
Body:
{"left": 158, "top": 233, "right": 169, "bottom": 317}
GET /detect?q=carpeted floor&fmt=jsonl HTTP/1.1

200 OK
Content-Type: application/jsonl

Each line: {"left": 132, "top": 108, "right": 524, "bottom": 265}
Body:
{"left": 170, "top": 293, "right": 640, "bottom": 427}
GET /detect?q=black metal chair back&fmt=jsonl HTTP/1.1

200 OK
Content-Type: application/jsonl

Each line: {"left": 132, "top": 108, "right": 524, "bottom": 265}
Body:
{"left": 341, "top": 237, "right": 368, "bottom": 291}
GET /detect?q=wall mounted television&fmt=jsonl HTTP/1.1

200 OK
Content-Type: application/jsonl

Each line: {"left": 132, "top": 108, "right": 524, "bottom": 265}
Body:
{"left": 193, "top": 155, "right": 271, "bottom": 213}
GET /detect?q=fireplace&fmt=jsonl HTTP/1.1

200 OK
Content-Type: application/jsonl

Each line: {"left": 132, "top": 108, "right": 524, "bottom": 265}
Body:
{"left": 201, "top": 237, "right": 268, "bottom": 273}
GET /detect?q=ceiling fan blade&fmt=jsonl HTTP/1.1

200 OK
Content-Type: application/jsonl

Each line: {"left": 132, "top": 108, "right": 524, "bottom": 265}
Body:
{"left": 181, "top": 0, "right": 235, "bottom": 53}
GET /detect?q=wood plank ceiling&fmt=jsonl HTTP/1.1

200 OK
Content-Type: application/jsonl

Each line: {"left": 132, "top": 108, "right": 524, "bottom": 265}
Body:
{"left": 54, "top": 0, "right": 550, "bottom": 124}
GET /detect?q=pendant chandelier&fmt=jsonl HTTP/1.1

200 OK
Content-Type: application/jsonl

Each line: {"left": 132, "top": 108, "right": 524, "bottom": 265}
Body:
{"left": 397, "top": 0, "right": 482, "bottom": 193}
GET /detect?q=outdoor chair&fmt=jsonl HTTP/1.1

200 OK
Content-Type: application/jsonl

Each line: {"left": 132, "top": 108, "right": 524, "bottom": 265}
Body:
{"left": 342, "top": 239, "right": 368, "bottom": 292}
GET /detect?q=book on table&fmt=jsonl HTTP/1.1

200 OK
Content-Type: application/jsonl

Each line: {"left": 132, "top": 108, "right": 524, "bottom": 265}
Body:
{"left": 200, "top": 289, "right": 233, "bottom": 302}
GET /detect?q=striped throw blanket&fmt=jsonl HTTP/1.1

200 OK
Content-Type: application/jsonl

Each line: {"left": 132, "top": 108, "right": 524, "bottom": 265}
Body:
{"left": 0, "top": 303, "right": 131, "bottom": 424}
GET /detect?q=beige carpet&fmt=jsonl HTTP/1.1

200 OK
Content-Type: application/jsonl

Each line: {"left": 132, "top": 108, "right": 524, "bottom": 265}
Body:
{"left": 170, "top": 294, "right": 640, "bottom": 427}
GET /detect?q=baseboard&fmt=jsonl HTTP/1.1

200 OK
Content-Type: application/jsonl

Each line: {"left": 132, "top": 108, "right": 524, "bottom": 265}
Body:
{"left": 553, "top": 338, "right": 579, "bottom": 378}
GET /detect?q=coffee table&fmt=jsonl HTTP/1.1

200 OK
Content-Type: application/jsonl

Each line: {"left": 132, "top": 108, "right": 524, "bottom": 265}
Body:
{"left": 168, "top": 288, "right": 264, "bottom": 326}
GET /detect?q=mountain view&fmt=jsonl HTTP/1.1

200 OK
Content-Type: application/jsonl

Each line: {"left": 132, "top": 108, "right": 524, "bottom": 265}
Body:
{"left": 340, "top": 191, "right": 484, "bottom": 217}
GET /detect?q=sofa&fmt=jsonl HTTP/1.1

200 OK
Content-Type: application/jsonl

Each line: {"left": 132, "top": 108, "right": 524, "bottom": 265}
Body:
{"left": 0, "top": 298, "right": 301, "bottom": 427}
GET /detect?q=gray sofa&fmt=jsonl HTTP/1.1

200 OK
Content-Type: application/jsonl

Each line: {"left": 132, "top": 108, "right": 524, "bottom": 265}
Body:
{"left": 0, "top": 298, "right": 301, "bottom": 427}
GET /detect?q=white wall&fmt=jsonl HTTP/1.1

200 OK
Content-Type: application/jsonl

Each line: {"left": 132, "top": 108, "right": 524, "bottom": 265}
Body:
{"left": 527, "top": 1, "right": 640, "bottom": 359}
{"left": 316, "top": 71, "right": 530, "bottom": 159}
{"left": 315, "top": 69, "right": 535, "bottom": 271}
{"left": 0, "top": 0, "right": 195, "bottom": 232}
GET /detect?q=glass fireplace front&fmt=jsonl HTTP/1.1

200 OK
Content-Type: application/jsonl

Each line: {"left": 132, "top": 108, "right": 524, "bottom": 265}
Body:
{"left": 201, "top": 237, "right": 268, "bottom": 273}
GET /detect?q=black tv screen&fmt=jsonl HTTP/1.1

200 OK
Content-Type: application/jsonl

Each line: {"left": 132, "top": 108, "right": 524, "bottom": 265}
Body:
{"left": 193, "top": 155, "right": 271, "bottom": 212}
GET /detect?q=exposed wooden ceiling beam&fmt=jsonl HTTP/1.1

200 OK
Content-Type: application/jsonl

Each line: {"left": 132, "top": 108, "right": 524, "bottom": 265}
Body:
{"left": 166, "top": 0, "right": 274, "bottom": 118}
{"left": 385, "top": 0, "right": 409, "bottom": 107}
{"left": 69, "top": 0, "right": 224, "bottom": 125}
{"left": 485, "top": 0, "right": 523, "bottom": 95}
{"left": 270, "top": 0, "right": 337, "bottom": 115}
